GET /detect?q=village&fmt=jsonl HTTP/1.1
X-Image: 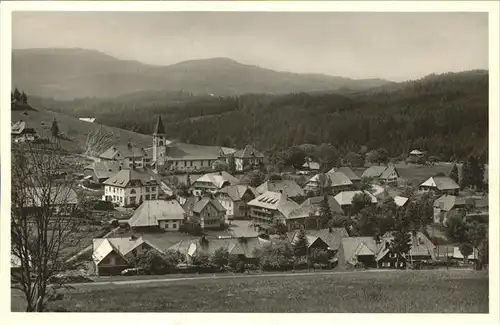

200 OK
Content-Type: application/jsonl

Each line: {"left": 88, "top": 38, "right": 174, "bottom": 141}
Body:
{"left": 11, "top": 113, "right": 489, "bottom": 281}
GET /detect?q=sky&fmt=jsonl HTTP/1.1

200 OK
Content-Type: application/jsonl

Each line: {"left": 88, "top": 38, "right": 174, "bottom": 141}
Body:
{"left": 12, "top": 11, "right": 489, "bottom": 81}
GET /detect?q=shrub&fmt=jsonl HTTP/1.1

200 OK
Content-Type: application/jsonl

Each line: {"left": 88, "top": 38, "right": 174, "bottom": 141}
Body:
{"left": 228, "top": 254, "right": 240, "bottom": 270}
{"left": 131, "top": 250, "right": 171, "bottom": 275}
{"left": 192, "top": 252, "right": 211, "bottom": 267}
{"left": 309, "top": 249, "right": 330, "bottom": 265}
{"left": 211, "top": 247, "right": 230, "bottom": 269}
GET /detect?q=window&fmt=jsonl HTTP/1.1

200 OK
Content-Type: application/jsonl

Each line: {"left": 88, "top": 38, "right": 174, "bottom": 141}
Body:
{"left": 189, "top": 161, "right": 193, "bottom": 167}
{"left": 131, "top": 189, "right": 136, "bottom": 194}
{"left": 173, "top": 223, "right": 177, "bottom": 229}
{"left": 201, "top": 161, "right": 204, "bottom": 167}
{"left": 165, "top": 223, "right": 169, "bottom": 229}
{"left": 151, "top": 194, "right": 156, "bottom": 200}
{"left": 151, "top": 187, "right": 156, "bottom": 192}
{"left": 146, "top": 187, "right": 150, "bottom": 193}
{"left": 113, "top": 187, "right": 116, "bottom": 193}
{"left": 145, "top": 195, "right": 150, "bottom": 200}
{"left": 130, "top": 197, "right": 136, "bottom": 204}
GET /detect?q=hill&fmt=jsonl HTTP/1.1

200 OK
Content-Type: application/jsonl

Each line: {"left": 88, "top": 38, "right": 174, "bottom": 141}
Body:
{"left": 11, "top": 107, "right": 153, "bottom": 153}
{"left": 29, "top": 70, "right": 488, "bottom": 161}
{"left": 12, "top": 48, "right": 391, "bottom": 100}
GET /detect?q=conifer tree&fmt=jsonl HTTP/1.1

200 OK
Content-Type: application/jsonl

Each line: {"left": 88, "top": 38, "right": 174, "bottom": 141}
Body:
{"left": 293, "top": 227, "right": 309, "bottom": 258}
{"left": 449, "top": 163, "right": 459, "bottom": 185}
{"left": 13, "top": 88, "right": 21, "bottom": 102}
{"left": 317, "top": 194, "right": 333, "bottom": 228}
{"left": 391, "top": 230, "right": 412, "bottom": 269}
{"left": 21, "top": 91, "right": 28, "bottom": 104}
{"left": 51, "top": 118, "right": 60, "bottom": 138}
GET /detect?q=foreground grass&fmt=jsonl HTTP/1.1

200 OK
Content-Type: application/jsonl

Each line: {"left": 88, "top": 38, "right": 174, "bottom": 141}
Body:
{"left": 27, "top": 270, "right": 488, "bottom": 313}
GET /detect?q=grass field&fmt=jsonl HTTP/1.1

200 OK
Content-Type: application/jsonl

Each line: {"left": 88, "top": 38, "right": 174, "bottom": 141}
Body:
{"left": 14, "top": 270, "right": 488, "bottom": 313}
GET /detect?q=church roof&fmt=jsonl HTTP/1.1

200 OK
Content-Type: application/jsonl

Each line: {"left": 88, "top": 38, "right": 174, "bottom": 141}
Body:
{"left": 154, "top": 116, "right": 166, "bottom": 135}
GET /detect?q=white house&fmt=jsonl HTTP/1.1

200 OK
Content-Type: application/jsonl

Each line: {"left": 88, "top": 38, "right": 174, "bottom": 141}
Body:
{"left": 127, "top": 200, "right": 185, "bottom": 231}
{"left": 233, "top": 145, "right": 265, "bottom": 172}
{"left": 102, "top": 169, "right": 161, "bottom": 207}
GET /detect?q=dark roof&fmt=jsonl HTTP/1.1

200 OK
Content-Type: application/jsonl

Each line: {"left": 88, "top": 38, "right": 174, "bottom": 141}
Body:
{"left": 233, "top": 145, "right": 264, "bottom": 159}
{"left": 420, "top": 176, "right": 459, "bottom": 191}
{"left": 103, "top": 169, "right": 159, "bottom": 188}
{"left": 145, "top": 143, "right": 222, "bottom": 161}
{"left": 128, "top": 200, "right": 185, "bottom": 227}
{"left": 99, "top": 144, "right": 147, "bottom": 160}
{"left": 300, "top": 195, "right": 343, "bottom": 214}
{"left": 154, "top": 116, "right": 166, "bottom": 135}
{"left": 335, "top": 167, "right": 361, "bottom": 181}
{"left": 193, "top": 198, "right": 226, "bottom": 214}
{"left": 217, "top": 185, "right": 258, "bottom": 201}
{"left": 84, "top": 161, "right": 121, "bottom": 180}
{"left": 256, "top": 180, "right": 305, "bottom": 198}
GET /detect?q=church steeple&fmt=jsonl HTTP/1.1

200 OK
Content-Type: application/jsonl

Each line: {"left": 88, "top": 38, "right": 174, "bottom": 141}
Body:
{"left": 154, "top": 116, "right": 166, "bottom": 135}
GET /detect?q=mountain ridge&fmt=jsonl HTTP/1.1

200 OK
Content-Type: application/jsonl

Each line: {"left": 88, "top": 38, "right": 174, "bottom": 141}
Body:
{"left": 12, "top": 47, "right": 392, "bottom": 100}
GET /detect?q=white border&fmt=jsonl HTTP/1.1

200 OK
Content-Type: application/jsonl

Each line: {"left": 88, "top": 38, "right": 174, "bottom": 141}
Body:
{"left": 1, "top": 2, "right": 499, "bottom": 325}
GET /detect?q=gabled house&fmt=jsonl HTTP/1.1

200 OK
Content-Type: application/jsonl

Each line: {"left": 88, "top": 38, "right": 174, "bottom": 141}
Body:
{"left": 340, "top": 237, "right": 379, "bottom": 268}
{"left": 190, "top": 197, "right": 227, "bottom": 229}
{"left": 248, "top": 191, "right": 300, "bottom": 230}
{"left": 433, "top": 195, "right": 469, "bottom": 226}
{"left": 284, "top": 196, "right": 344, "bottom": 230}
{"left": 257, "top": 180, "right": 305, "bottom": 201}
{"left": 92, "top": 236, "right": 164, "bottom": 276}
{"left": 11, "top": 120, "right": 39, "bottom": 143}
{"left": 168, "top": 236, "right": 271, "bottom": 264}
{"left": 99, "top": 143, "right": 149, "bottom": 169}
{"left": 24, "top": 186, "right": 79, "bottom": 216}
{"left": 83, "top": 161, "right": 121, "bottom": 184}
{"left": 215, "top": 185, "right": 259, "bottom": 221}
{"left": 287, "top": 227, "right": 349, "bottom": 259}
{"left": 304, "top": 171, "right": 354, "bottom": 195}
{"left": 102, "top": 169, "right": 161, "bottom": 207}
{"left": 409, "top": 149, "right": 425, "bottom": 159}
{"left": 419, "top": 176, "right": 459, "bottom": 195}
{"left": 362, "top": 165, "right": 399, "bottom": 184}
{"left": 127, "top": 200, "right": 185, "bottom": 231}
{"left": 328, "top": 167, "right": 361, "bottom": 184}
{"left": 298, "top": 158, "right": 320, "bottom": 175}
{"left": 192, "top": 171, "right": 240, "bottom": 193}
{"left": 233, "top": 145, "right": 265, "bottom": 172}
{"left": 334, "top": 190, "right": 378, "bottom": 215}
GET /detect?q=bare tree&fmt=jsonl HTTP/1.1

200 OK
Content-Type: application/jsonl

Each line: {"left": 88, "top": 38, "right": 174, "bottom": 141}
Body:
{"left": 84, "top": 128, "right": 116, "bottom": 157}
{"left": 11, "top": 142, "right": 86, "bottom": 312}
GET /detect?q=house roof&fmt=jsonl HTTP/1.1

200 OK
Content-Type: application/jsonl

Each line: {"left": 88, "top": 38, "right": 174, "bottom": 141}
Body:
{"left": 301, "top": 160, "right": 320, "bottom": 171}
{"left": 380, "top": 165, "right": 399, "bottom": 180}
{"left": 420, "top": 177, "right": 459, "bottom": 191}
{"left": 103, "top": 169, "right": 159, "bottom": 188}
{"left": 12, "top": 120, "right": 37, "bottom": 135}
{"left": 233, "top": 144, "right": 264, "bottom": 159}
{"left": 257, "top": 180, "right": 305, "bottom": 198}
{"left": 92, "top": 236, "right": 163, "bottom": 265}
{"left": 394, "top": 196, "right": 410, "bottom": 207}
{"left": 341, "top": 237, "right": 378, "bottom": 265}
{"left": 182, "top": 196, "right": 200, "bottom": 214}
{"left": 288, "top": 228, "right": 348, "bottom": 251}
{"left": 168, "top": 237, "right": 270, "bottom": 259}
{"left": 153, "top": 116, "right": 166, "bottom": 135}
{"left": 410, "top": 150, "right": 424, "bottom": 155}
{"left": 146, "top": 142, "right": 222, "bottom": 161}
{"left": 25, "top": 186, "right": 78, "bottom": 207}
{"left": 327, "top": 172, "right": 354, "bottom": 187}
{"left": 248, "top": 191, "right": 300, "bottom": 218}
{"left": 194, "top": 171, "right": 240, "bottom": 189}
{"left": 217, "top": 185, "right": 258, "bottom": 202}
{"left": 99, "top": 144, "right": 147, "bottom": 160}
{"left": 84, "top": 161, "right": 121, "bottom": 180}
{"left": 331, "top": 167, "right": 361, "bottom": 181}
{"left": 433, "top": 195, "right": 467, "bottom": 211}
{"left": 128, "top": 200, "right": 185, "bottom": 228}
{"left": 334, "top": 190, "right": 378, "bottom": 206}
{"left": 220, "top": 147, "right": 237, "bottom": 156}
{"left": 193, "top": 197, "right": 226, "bottom": 214}
{"left": 370, "top": 184, "right": 388, "bottom": 198}
{"left": 382, "top": 231, "right": 436, "bottom": 259}
{"left": 362, "top": 166, "right": 387, "bottom": 178}
{"left": 288, "top": 196, "right": 343, "bottom": 219}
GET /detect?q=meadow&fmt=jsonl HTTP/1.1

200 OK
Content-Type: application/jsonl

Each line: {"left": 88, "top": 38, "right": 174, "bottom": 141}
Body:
{"left": 13, "top": 270, "right": 488, "bottom": 313}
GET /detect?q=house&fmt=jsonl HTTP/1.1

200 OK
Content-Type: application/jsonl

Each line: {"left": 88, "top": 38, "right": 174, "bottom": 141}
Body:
{"left": 233, "top": 144, "right": 265, "bottom": 172}
{"left": 340, "top": 231, "right": 436, "bottom": 269}
{"left": 24, "top": 186, "right": 79, "bottom": 216}
{"left": 248, "top": 191, "right": 300, "bottom": 230}
{"left": 11, "top": 120, "right": 39, "bottom": 143}
{"left": 370, "top": 184, "right": 390, "bottom": 200}
{"left": 78, "top": 117, "right": 96, "bottom": 123}
{"left": 287, "top": 227, "right": 348, "bottom": 259}
{"left": 394, "top": 196, "right": 410, "bottom": 208}
{"left": 419, "top": 176, "right": 460, "bottom": 195}
{"left": 304, "top": 171, "right": 354, "bottom": 195}
{"left": 92, "top": 236, "right": 164, "bottom": 276}
{"left": 257, "top": 180, "right": 305, "bottom": 201}
{"left": 127, "top": 200, "right": 185, "bottom": 231}
{"left": 190, "top": 197, "right": 227, "bottom": 229}
{"left": 334, "top": 190, "right": 378, "bottom": 215}
{"left": 99, "top": 143, "right": 149, "bottom": 169}
{"left": 83, "top": 161, "right": 121, "bottom": 184}
{"left": 433, "top": 195, "right": 469, "bottom": 225}
{"left": 168, "top": 236, "right": 271, "bottom": 264}
{"left": 298, "top": 158, "right": 320, "bottom": 175}
{"left": 102, "top": 169, "right": 162, "bottom": 207}
{"left": 329, "top": 167, "right": 362, "bottom": 184}
{"left": 409, "top": 149, "right": 425, "bottom": 158}
{"left": 299, "top": 196, "right": 344, "bottom": 215}
{"left": 284, "top": 196, "right": 344, "bottom": 230}
{"left": 192, "top": 171, "right": 240, "bottom": 193}
{"left": 362, "top": 165, "right": 399, "bottom": 184}
{"left": 215, "top": 185, "right": 259, "bottom": 222}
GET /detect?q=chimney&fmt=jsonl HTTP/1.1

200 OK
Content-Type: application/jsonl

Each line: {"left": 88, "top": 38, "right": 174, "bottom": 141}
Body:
{"left": 328, "top": 227, "right": 333, "bottom": 233}
{"left": 219, "top": 171, "right": 222, "bottom": 176}
{"left": 129, "top": 235, "right": 137, "bottom": 241}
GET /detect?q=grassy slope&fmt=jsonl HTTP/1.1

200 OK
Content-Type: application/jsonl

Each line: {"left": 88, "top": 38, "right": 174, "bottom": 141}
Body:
{"left": 11, "top": 107, "right": 153, "bottom": 153}
{"left": 30, "top": 270, "right": 489, "bottom": 313}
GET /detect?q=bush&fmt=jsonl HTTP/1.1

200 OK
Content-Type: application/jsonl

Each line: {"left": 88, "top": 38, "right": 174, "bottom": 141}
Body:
{"left": 131, "top": 250, "right": 172, "bottom": 275}
{"left": 211, "top": 247, "right": 230, "bottom": 269}
{"left": 309, "top": 249, "right": 330, "bottom": 265}
{"left": 235, "top": 261, "right": 246, "bottom": 273}
{"left": 228, "top": 254, "right": 240, "bottom": 270}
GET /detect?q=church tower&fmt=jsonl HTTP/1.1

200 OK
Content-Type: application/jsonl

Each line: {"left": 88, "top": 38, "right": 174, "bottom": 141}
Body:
{"left": 152, "top": 116, "right": 167, "bottom": 167}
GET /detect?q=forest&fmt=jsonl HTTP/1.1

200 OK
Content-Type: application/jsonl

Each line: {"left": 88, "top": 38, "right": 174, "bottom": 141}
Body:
{"left": 30, "top": 70, "right": 488, "bottom": 161}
